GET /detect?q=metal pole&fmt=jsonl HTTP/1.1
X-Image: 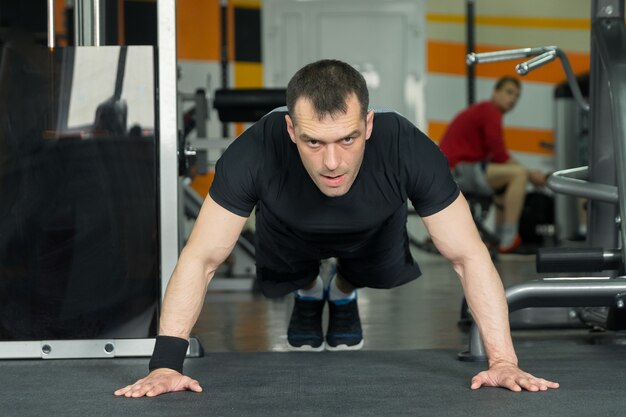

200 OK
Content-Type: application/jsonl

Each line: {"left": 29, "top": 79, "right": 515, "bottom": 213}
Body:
{"left": 158, "top": 0, "right": 180, "bottom": 301}
{"left": 466, "top": 0, "right": 476, "bottom": 105}
{"left": 74, "top": 0, "right": 83, "bottom": 46}
{"left": 221, "top": 0, "right": 229, "bottom": 138}
{"left": 75, "top": 0, "right": 95, "bottom": 46}
{"left": 588, "top": 0, "right": 621, "bottom": 252}
{"left": 93, "top": 0, "right": 101, "bottom": 46}
{"left": 47, "top": 0, "right": 55, "bottom": 48}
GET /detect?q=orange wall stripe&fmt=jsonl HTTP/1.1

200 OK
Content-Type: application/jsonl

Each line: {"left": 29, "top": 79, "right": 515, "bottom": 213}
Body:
{"left": 190, "top": 171, "right": 215, "bottom": 198}
{"left": 54, "top": 1, "right": 67, "bottom": 46}
{"left": 428, "top": 40, "right": 590, "bottom": 83}
{"left": 177, "top": 0, "right": 221, "bottom": 61}
{"left": 504, "top": 126, "right": 555, "bottom": 156}
{"left": 428, "top": 121, "right": 449, "bottom": 143}
{"left": 428, "top": 121, "right": 554, "bottom": 156}
{"left": 118, "top": 0, "right": 125, "bottom": 45}
{"left": 234, "top": 123, "right": 246, "bottom": 136}
{"left": 427, "top": 13, "right": 590, "bottom": 30}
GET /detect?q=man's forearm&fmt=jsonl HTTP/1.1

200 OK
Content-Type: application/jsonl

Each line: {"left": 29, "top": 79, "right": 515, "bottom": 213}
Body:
{"left": 158, "top": 250, "right": 217, "bottom": 339}
{"left": 156, "top": 196, "right": 248, "bottom": 341}
{"left": 458, "top": 258, "right": 518, "bottom": 366}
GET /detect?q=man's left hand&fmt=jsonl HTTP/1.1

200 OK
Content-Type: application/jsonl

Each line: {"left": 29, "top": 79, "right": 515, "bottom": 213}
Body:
{"left": 470, "top": 360, "right": 560, "bottom": 392}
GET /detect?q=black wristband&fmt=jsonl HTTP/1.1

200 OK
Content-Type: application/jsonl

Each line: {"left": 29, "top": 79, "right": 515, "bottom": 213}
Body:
{"left": 149, "top": 335, "right": 189, "bottom": 373}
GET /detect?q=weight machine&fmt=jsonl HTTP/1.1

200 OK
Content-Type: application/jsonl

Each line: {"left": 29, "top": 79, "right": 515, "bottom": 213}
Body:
{"left": 461, "top": 0, "right": 626, "bottom": 361}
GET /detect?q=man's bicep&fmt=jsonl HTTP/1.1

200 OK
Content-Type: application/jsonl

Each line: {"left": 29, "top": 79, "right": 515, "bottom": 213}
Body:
{"left": 184, "top": 194, "right": 249, "bottom": 266}
{"left": 406, "top": 131, "right": 459, "bottom": 215}
{"left": 422, "top": 194, "right": 484, "bottom": 261}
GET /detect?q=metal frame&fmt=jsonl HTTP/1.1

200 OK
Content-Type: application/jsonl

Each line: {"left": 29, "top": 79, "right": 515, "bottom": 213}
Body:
{"left": 157, "top": 0, "right": 203, "bottom": 358}
{"left": 0, "top": 0, "right": 194, "bottom": 360}
{"left": 460, "top": 278, "right": 626, "bottom": 360}
{"left": 158, "top": 0, "right": 180, "bottom": 301}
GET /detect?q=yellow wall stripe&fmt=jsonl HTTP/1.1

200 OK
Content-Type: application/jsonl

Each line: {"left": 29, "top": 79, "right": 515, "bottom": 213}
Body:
{"left": 427, "top": 13, "right": 590, "bottom": 30}
{"left": 232, "top": 0, "right": 261, "bottom": 8}
{"left": 234, "top": 62, "right": 264, "bottom": 87}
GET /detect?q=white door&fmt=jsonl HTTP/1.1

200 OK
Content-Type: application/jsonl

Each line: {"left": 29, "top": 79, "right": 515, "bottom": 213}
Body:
{"left": 263, "top": 0, "right": 427, "bottom": 128}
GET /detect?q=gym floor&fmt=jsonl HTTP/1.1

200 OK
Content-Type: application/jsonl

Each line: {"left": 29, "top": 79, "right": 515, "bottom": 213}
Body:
{"left": 4, "top": 247, "right": 626, "bottom": 416}
{"left": 194, "top": 248, "right": 610, "bottom": 353}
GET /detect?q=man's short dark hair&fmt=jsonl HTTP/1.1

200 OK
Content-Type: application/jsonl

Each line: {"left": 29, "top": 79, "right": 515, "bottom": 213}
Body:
{"left": 286, "top": 59, "right": 369, "bottom": 123}
{"left": 494, "top": 76, "right": 521, "bottom": 91}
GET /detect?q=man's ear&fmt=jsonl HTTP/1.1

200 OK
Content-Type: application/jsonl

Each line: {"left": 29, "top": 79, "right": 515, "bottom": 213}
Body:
{"left": 285, "top": 114, "right": 296, "bottom": 144}
{"left": 365, "top": 110, "right": 374, "bottom": 140}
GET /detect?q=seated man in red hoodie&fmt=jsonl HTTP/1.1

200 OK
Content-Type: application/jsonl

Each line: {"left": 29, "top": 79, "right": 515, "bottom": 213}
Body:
{"left": 439, "top": 76, "right": 546, "bottom": 253}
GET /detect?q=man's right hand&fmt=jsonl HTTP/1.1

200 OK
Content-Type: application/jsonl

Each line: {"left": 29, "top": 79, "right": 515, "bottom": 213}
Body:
{"left": 528, "top": 170, "right": 547, "bottom": 187}
{"left": 114, "top": 368, "right": 203, "bottom": 398}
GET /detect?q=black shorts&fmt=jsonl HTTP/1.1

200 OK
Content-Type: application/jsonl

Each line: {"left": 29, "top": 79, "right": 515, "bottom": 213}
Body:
{"left": 255, "top": 205, "right": 422, "bottom": 298}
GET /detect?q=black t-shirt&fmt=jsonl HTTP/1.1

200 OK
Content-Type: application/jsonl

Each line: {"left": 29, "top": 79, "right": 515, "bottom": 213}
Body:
{"left": 209, "top": 109, "right": 459, "bottom": 257}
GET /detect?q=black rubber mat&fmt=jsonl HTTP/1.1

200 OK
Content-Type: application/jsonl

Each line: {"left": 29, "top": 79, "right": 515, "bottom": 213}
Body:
{"left": 1, "top": 342, "right": 625, "bottom": 416}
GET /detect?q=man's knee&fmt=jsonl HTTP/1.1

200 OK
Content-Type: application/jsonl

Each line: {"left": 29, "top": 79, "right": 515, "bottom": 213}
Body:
{"left": 486, "top": 162, "right": 529, "bottom": 189}
{"left": 509, "top": 164, "right": 529, "bottom": 181}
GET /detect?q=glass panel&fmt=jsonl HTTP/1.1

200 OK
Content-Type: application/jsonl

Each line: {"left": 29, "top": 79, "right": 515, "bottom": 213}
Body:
{"left": 0, "top": 43, "right": 158, "bottom": 340}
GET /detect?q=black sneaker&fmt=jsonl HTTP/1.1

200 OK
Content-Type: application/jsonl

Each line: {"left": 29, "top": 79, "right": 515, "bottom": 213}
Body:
{"left": 287, "top": 294, "right": 325, "bottom": 351}
{"left": 326, "top": 296, "right": 364, "bottom": 351}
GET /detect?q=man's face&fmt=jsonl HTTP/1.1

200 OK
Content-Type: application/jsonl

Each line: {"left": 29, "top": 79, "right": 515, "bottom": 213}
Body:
{"left": 492, "top": 81, "right": 521, "bottom": 113}
{"left": 285, "top": 94, "right": 374, "bottom": 197}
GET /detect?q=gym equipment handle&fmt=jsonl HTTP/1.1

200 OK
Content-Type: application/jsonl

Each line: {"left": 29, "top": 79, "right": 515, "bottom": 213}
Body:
{"left": 536, "top": 247, "right": 622, "bottom": 273}
{"left": 548, "top": 166, "right": 619, "bottom": 203}
{"left": 516, "top": 50, "right": 557, "bottom": 75}
{"left": 466, "top": 47, "right": 549, "bottom": 65}
{"left": 517, "top": 48, "right": 589, "bottom": 111}
{"left": 467, "top": 46, "right": 589, "bottom": 112}
{"left": 461, "top": 277, "right": 626, "bottom": 361}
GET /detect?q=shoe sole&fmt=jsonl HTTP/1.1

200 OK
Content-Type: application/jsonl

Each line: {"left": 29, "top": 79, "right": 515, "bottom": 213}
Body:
{"left": 325, "top": 339, "right": 364, "bottom": 351}
{"left": 286, "top": 342, "right": 326, "bottom": 352}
